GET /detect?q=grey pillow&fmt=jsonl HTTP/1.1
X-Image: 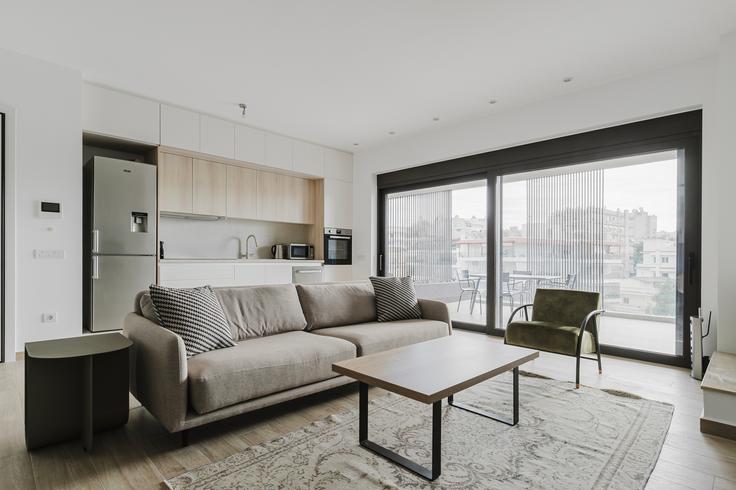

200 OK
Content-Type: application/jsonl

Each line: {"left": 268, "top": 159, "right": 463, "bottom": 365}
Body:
{"left": 296, "top": 282, "right": 377, "bottom": 330}
{"left": 214, "top": 284, "right": 307, "bottom": 340}
{"left": 369, "top": 276, "right": 422, "bottom": 322}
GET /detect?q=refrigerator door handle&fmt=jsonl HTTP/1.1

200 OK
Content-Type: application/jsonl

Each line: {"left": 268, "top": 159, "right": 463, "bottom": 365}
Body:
{"left": 91, "top": 256, "right": 99, "bottom": 279}
{"left": 92, "top": 229, "right": 100, "bottom": 254}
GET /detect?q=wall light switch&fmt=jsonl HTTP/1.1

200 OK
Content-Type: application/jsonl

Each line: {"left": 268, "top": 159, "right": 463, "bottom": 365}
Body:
{"left": 41, "top": 312, "right": 57, "bottom": 323}
{"left": 33, "top": 249, "right": 65, "bottom": 259}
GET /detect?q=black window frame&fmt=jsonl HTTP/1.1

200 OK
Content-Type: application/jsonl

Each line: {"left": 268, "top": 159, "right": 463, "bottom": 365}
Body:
{"left": 377, "top": 110, "right": 702, "bottom": 367}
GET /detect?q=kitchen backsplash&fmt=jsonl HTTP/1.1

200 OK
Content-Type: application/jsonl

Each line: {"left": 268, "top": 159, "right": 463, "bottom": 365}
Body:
{"left": 159, "top": 216, "right": 311, "bottom": 259}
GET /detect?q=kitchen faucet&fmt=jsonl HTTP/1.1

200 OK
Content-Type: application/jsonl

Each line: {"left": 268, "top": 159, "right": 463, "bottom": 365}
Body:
{"left": 240, "top": 234, "right": 258, "bottom": 259}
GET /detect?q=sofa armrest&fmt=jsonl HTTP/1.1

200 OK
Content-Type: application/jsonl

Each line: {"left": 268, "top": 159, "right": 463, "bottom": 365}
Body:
{"left": 418, "top": 298, "right": 453, "bottom": 334}
{"left": 123, "top": 312, "right": 188, "bottom": 433}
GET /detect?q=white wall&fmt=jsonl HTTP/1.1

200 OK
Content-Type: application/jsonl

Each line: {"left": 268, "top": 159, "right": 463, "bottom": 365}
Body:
{"left": 0, "top": 49, "right": 82, "bottom": 353}
{"left": 713, "top": 31, "right": 736, "bottom": 354}
{"left": 160, "top": 216, "right": 311, "bottom": 259}
{"left": 354, "top": 56, "right": 725, "bottom": 354}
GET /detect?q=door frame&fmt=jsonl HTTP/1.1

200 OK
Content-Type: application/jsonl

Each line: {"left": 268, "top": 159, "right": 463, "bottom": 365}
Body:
{"left": 377, "top": 110, "right": 702, "bottom": 367}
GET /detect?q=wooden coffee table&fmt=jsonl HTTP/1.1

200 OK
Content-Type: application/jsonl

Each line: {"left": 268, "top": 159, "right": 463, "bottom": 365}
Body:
{"left": 332, "top": 335, "right": 539, "bottom": 481}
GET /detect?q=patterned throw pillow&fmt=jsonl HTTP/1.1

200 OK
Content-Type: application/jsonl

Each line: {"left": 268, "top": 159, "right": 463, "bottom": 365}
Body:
{"left": 369, "top": 276, "right": 422, "bottom": 322}
{"left": 148, "top": 284, "right": 235, "bottom": 357}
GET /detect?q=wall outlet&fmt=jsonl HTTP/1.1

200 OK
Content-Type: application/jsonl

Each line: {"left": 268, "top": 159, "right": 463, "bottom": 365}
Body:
{"left": 33, "top": 249, "right": 65, "bottom": 259}
{"left": 41, "top": 312, "right": 57, "bottom": 323}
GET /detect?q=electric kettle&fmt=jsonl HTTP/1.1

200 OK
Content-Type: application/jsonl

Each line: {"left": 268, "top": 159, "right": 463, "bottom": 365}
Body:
{"left": 271, "top": 244, "right": 286, "bottom": 259}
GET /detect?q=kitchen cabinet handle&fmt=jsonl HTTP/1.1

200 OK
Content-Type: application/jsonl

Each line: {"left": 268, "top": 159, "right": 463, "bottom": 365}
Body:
{"left": 295, "top": 270, "right": 322, "bottom": 274}
{"left": 92, "top": 256, "right": 99, "bottom": 279}
{"left": 92, "top": 229, "right": 100, "bottom": 254}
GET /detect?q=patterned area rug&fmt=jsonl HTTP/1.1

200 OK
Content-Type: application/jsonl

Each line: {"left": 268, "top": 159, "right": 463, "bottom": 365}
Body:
{"left": 166, "top": 373, "right": 673, "bottom": 489}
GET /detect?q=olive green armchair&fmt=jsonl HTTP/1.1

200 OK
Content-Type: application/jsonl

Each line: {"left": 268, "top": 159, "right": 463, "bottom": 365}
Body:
{"left": 505, "top": 288, "right": 604, "bottom": 388}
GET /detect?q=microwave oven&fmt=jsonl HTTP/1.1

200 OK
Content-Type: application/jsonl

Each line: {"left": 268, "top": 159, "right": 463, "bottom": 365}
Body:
{"left": 287, "top": 243, "right": 314, "bottom": 260}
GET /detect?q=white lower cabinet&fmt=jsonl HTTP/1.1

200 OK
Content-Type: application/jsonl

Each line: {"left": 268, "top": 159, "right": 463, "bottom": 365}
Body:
{"left": 160, "top": 262, "right": 316, "bottom": 288}
{"left": 323, "top": 265, "right": 352, "bottom": 282}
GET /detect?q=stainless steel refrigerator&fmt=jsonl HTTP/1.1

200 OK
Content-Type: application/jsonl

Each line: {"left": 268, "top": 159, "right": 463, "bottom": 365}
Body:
{"left": 83, "top": 157, "right": 157, "bottom": 332}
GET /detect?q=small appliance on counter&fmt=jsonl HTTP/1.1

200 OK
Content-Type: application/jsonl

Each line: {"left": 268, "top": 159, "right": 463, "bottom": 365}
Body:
{"left": 324, "top": 228, "right": 352, "bottom": 265}
{"left": 287, "top": 243, "right": 315, "bottom": 260}
{"left": 271, "top": 244, "right": 286, "bottom": 259}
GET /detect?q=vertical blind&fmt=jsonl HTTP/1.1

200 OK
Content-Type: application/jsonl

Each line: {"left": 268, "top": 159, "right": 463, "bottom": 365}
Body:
{"left": 385, "top": 188, "right": 453, "bottom": 283}
{"left": 526, "top": 169, "right": 604, "bottom": 293}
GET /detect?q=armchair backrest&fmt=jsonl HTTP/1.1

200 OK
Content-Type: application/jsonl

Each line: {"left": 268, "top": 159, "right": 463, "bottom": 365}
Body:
{"left": 532, "top": 288, "right": 600, "bottom": 333}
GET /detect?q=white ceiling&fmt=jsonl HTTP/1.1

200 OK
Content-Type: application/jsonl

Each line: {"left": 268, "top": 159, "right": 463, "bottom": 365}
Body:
{"left": 2, "top": 1, "right": 736, "bottom": 151}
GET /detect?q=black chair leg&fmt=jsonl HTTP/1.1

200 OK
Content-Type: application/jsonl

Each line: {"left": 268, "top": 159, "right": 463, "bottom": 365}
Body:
{"left": 597, "top": 350, "right": 602, "bottom": 374}
{"left": 575, "top": 355, "right": 581, "bottom": 389}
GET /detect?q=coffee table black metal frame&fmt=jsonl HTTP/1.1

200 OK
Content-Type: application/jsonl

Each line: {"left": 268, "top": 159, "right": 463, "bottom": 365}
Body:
{"left": 358, "top": 367, "right": 520, "bottom": 481}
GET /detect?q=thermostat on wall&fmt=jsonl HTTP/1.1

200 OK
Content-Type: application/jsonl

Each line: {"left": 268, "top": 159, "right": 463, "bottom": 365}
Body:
{"left": 38, "top": 201, "right": 62, "bottom": 219}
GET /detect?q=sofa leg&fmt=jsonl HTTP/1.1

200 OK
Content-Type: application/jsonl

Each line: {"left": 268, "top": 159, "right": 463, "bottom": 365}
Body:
{"left": 181, "top": 429, "right": 190, "bottom": 447}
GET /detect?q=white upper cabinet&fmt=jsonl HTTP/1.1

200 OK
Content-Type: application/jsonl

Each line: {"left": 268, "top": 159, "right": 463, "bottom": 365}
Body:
{"left": 200, "top": 115, "right": 235, "bottom": 159}
{"left": 82, "top": 84, "right": 160, "bottom": 145}
{"left": 265, "top": 133, "right": 294, "bottom": 171}
{"left": 235, "top": 125, "right": 266, "bottom": 165}
{"left": 293, "top": 140, "right": 324, "bottom": 177}
{"left": 160, "top": 104, "right": 200, "bottom": 152}
{"left": 323, "top": 178, "right": 353, "bottom": 229}
{"left": 324, "top": 148, "right": 353, "bottom": 182}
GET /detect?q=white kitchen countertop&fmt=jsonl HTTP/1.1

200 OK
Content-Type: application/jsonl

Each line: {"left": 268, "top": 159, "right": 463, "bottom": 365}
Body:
{"left": 160, "top": 258, "right": 324, "bottom": 265}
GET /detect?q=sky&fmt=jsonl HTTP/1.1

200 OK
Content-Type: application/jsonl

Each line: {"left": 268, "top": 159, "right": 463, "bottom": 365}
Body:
{"left": 452, "top": 159, "right": 678, "bottom": 232}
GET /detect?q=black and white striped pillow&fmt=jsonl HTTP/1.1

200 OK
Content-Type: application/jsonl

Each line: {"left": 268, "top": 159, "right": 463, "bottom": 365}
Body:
{"left": 149, "top": 284, "right": 235, "bottom": 357}
{"left": 369, "top": 276, "right": 422, "bottom": 322}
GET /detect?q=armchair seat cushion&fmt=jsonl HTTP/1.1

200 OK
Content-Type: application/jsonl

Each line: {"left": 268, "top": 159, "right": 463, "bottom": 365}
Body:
{"left": 505, "top": 320, "right": 595, "bottom": 356}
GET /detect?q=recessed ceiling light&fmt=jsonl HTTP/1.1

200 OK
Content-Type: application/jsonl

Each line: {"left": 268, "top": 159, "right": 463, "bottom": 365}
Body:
{"left": 388, "top": 131, "right": 396, "bottom": 135}
{"left": 353, "top": 142, "right": 359, "bottom": 146}
{"left": 563, "top": 77, "right": 574, "bottom": 83}
{"left": 488, "top": 99, "right": 498, "bottom": 105}
{"left": 433, "top": 117, "right": 440, "bottom": 122}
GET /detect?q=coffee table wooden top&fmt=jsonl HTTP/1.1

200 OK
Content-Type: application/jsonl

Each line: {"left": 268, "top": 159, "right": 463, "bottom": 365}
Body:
{"left": 333, "top": 335, "right": 539, "bottom": 404}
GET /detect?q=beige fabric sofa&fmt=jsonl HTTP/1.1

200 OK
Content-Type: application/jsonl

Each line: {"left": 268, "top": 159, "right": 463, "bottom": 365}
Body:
{"left": 123, "top": 282, "right": 452, "bottom": 436}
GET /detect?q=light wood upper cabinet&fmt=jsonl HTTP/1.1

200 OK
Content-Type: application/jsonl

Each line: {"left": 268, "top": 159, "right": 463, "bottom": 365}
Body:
{"left": 265, "top": 133, "right": 293, "bottom": 171}
{"left": 226, "top": 165, "right": 258, "bottom": 220}
{"left": 161, "top": 105, "right": 200, "bottom": 152}
{"left": 293, "top": 141, "right": 324, "bottom": 177}
{"left": 159, "top": 153, "right": 193, "bottom": 214}
{"left": 83, "top": 84, "right": 160, "bottom": 145}
{"left": 256, "top": 172, "right": 314, "bottom": 224}
{"left": 193, "top": 159, "right": 227, "bottom": 216}
{"left": 235, "top": 125, "right": 266, "bottom": 165}
{"left": 200, "top": 115, "right": 235, "bottom": 159}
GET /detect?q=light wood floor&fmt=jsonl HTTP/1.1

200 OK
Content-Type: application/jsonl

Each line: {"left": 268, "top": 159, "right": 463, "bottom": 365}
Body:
{"left": 1, "top": 331, "right": 735, "bottom": 490}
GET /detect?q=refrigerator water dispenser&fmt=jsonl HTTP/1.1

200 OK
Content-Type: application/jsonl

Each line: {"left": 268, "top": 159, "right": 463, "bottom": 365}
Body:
{"left": 130, "top": 212, "right": 149, "bottom": 233}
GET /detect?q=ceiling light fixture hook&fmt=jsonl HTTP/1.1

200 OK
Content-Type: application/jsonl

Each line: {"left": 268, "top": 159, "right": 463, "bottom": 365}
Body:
{"left": 238, "top": 103, "right": 248, "bottom": 117}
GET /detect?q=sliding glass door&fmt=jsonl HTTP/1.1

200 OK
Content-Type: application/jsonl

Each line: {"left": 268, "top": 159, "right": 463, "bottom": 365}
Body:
{"left": 377, "top": 111, "right": 701, "bottom": 366}
{"left": 383, "top": 178, "right": 488, "bottom": 330}
{"left": 496, "top": 150, "right": 683, "bottom": 357}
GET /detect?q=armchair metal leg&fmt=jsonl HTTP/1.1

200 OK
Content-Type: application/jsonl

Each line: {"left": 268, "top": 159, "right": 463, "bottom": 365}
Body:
{"left": 575, "top": 355, "right": 581, "bottom": 389}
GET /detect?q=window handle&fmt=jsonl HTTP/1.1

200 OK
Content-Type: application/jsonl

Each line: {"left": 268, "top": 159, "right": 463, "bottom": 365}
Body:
{"left": 688, "top": 253, "right": 696, "bottom": 285}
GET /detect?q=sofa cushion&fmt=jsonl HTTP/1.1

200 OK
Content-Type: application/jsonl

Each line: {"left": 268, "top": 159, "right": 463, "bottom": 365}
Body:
{"left": 296, "top": 282, "right": 377, "bottom": 330}
{"left": 505, "top": 320, "right": 595, "bottom": 356}
{"left": 214, "top": 284, "right": 307, "bottom": 340}
{"left": 149, "top": 285, "right": 236, "bottom": 358}
{"left": 312, "top": 319, "right": 450, "bottom": 355}
{"left": 369, "top": 276, "right": 422, "bottom": 322}
{"left": 187, "top": 331, "right": 356, "bottom": 414}
{"left": 138, "top": 292, "right": 161, "bottom": 324}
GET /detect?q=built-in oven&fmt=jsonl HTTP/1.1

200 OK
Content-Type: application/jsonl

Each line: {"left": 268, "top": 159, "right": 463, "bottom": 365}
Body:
{"left": 324, "top": 228, "right": 352, "bottom": 265}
